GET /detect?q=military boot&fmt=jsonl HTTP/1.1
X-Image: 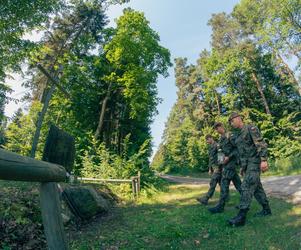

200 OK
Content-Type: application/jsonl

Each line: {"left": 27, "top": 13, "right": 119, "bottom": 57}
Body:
{"left": 208, "top": 203, "right": 224, "bottom": 213}
{"left": 254, "top": 204, "right": 272, "bottom": 217}
{"left": 196, "top": 196, "right": 209, "bottom": 205}
{"left": 228, "top": 209, "right": 248, "bottom": 227}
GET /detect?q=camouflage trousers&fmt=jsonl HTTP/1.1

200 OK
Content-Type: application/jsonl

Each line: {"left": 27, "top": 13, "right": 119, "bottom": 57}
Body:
{"left": 219, "top": 168, "right": 242, "bottom": 206}
{"left": 239, "top": 162, "right": 269, "bottom": 210}
{"left": 205, "top": 172, "right": 222, "bottom": 199}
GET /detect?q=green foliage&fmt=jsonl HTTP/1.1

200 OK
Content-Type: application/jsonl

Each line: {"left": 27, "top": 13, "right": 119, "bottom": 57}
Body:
{"left": 4, "top": 102, "right": 49, "bottom": 158}
{"left": 153, "top": 0, "right": 301, "bottom": 175}
{"left": 234, "top": 0, "right": 301, "bottom": 67}
{"left": 0, "top": 181, "right": 45, "bottom": 249}
{"left": 0, "top": 0, "right": 61, "bottom": 80}
{"left": 42, "top": 8, "right": 171, "bottom": 174}
{"left": 0, "top": 83, "right": 12, "bottom": 146}
{"left": 80, "top": 135, "right": 160, "bottom": 186}
{"left": 4, "top": 105, "right": 38, "bottom": 156}
{"left": 2, "top": 5, "right": 171, "bottom": 188}
{"left": 103, "top": 8, "right": 171, "bottom": 118}
{"left": 267, "top": 155, "right": 301, "bottom": 176}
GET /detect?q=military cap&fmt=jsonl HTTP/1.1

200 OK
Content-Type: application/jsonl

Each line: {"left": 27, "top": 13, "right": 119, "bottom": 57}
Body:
{"left": 228, "top": 112, "right": 241, "bottom": 123}
{"left": 213, "top": 122, "right": 223, "bottom": 129}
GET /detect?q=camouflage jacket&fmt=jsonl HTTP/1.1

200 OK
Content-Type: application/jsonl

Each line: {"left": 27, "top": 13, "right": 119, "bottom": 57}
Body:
{"left": 208, "top": 141, "right": 219, "bottom": 171}
{"left": 217, "top": 132, "right": 238, "bottom": 169}
{"left": 234, "top": 124, "right": 268, "bottom": 169}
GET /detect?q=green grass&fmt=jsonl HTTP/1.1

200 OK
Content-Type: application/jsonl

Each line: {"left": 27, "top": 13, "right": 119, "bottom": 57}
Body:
{"left": 69, "top": 184, "right": 301, "bottom": 250}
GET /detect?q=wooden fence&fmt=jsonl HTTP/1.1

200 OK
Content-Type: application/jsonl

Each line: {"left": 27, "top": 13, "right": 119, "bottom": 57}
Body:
{"left": 78, "top": 171, "right": 141, "bottom": 198}
{"left": 0, "top": 147, "right": 142, "bottom": 249}
{"left": 0, "top": 148, "right": 68, "bottom": 250}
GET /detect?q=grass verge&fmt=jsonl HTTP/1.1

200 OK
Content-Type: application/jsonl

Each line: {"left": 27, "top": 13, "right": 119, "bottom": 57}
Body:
{"left": 70, "top": 184, "right": 301, "bottom": 250}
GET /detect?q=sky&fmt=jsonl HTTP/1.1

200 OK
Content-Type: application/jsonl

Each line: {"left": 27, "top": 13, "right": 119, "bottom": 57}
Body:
{"left": 4, "top": 0, "right": 240, "bottom": 156}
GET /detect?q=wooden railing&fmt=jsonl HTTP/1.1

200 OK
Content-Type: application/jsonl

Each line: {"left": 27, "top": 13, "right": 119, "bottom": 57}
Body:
{"left": 0, "top": 147, "right": 142, "bottom": 249}
{"left": 0, "top": 148, "right": 68, "bottom": 250}
{"left": 0, "top": 126, "right": 143, "bottom": 249}
{"left": 78, "top": 171, "right": 141, "bottom": 198}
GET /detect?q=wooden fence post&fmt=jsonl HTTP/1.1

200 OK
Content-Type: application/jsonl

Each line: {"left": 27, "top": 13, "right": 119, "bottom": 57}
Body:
{"left": 40, "top": 125, "right": 75, "bottom": 250}
{"left": 40, "top": 182, "right": 68, "bottom": 250}
{"left": 0, "top": 124, "right": 74, "bottom": 250}
{"left": 137, "top": 171, "right": 141, "bottom": 194}
{"left": 131, "top": 177, "right": 137, "bottom": 198}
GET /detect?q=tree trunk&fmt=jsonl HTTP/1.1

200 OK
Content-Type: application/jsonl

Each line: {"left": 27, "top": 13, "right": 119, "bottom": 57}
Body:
{"left": 275, "top": 53, "right": 301, "bottom": 96}
{"left": 286, "top": 41, "right": 301, "bottom": 60}
{"left": 214, "top": 91, "right": 221, "bottom": 116}
{"left": 251, "top": 72, "right": 271, "bottom": 115}
{"left": 30, "top": 84, "right": 56, "bottom": 158}
{"left": 94, "top": 83, "right": 112, "bottom": 140}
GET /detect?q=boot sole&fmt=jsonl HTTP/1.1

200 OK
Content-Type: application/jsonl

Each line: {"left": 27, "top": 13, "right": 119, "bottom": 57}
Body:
{"left": 196, "top": 199, "right": 208, "bottom": 205}
{"left": 228, "top": 220, "right": 246, "bottom": 227}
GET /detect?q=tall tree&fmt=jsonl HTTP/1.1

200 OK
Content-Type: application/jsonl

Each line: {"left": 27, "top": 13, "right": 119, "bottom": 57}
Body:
{"left": 0, "top": 0, "right": 61, "bottom": 80}
{"left": 233, "top": 0, "right": 301, "bottom": 95}
{"left": 153, "top": 1, "right": 301, "bottom": 174}
{"left": 93, "top": 8, "right": 171, "bottom": 152}
{"left": 27, "top": 0, "right": 109, "bottom": 158}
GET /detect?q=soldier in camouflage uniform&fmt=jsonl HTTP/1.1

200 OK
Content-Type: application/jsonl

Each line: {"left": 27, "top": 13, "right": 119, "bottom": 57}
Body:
{"left": 208, "top": 122, "right": 242, "bottom": 213}
{"left": 227, "top": 112, "right": 271, "bottom": 227}
{"left": 196, "top": 134, "right": 222, "bottom": 205}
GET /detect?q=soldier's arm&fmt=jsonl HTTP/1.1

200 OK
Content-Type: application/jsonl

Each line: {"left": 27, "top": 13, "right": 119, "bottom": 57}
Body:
{"left": 224, "top": 134, "right": 237, "bottom": 160}
{"left": 225, "top": 144, "right": 236, "bottom": 161}
{"left": 208, "top": 147, "right": 214, "bottom": 171}
{"left": 208, "top": 145, "right": 218, "bottom": 171}
{"left": 249, "top": 125, "right": 268, "bottom": 161}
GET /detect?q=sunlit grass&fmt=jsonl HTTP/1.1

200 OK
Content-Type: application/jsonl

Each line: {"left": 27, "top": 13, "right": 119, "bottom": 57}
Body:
{"left": 70, "top": 184, "right": 301, "bottom": 250}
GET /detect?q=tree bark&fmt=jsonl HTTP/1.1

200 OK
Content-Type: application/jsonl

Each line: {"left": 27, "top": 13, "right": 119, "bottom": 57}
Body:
{"left": 214, "top": 91, "right": 221, "bottom": 116}
{"left": 275, "top": 53, "right": 301, "bottom": 96}
{"left": 94, "top": 83, "right": 112, "bottom": 140}
{"left": 251, "top": 72, "right": 271, "bottom": 115}
{"left": 37, "top": 64, "right": 70, "bottom": 98}
{"left": 286, "top": 41, "right": 301, "bottom": 60}
{"left": 30, "top": 84, "right": 56, "bottom": 158}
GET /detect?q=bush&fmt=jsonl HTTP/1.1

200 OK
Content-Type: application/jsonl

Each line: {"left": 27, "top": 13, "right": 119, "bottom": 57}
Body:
{"left": 80, "top": 135, "right": 162, "bottom": 190}
{"left": 268, "top": 155, "right": 301, "bottom": 175}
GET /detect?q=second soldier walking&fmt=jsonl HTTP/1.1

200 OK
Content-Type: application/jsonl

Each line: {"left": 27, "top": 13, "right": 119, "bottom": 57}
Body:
{"left": 196, "top": 134, "right": 222, "bottom": 205}
{"left": 208, "top": 122, "right": 242, "bottom": 213}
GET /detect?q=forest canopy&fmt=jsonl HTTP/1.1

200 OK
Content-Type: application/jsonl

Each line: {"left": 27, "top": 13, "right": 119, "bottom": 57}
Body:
{"left": 151, "top": 0, "right": 301, "bottom": 174}
{"left": 1, "top": 0, "right": 300, "bottom": 182}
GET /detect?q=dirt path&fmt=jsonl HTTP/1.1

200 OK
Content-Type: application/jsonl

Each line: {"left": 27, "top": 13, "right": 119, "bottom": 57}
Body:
{"left": 160, "top": 174, "right": 301, "bottom": 204}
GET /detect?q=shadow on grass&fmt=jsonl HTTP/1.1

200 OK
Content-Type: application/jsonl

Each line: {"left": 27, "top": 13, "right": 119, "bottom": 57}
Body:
{"left": 69, "top": 184, "right": 301, "bottom": 250}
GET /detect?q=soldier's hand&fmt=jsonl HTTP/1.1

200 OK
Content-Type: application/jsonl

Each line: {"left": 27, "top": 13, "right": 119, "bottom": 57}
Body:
{"left": 240, "top": 168, "right": 244, "bottom": 176}
{"left": 260, "top": 161, "right": 269, "bottom": 173}
{"left": 223, "top": 156, "right": 229, "bottom": 165}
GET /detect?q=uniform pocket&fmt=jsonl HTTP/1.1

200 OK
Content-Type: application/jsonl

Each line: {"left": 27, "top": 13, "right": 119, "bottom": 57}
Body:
{"left": 222, "top": 169, "right": 234, "bottom": 179}
{"left": 245, "top": 171, "right": 259, "bottom": 186}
